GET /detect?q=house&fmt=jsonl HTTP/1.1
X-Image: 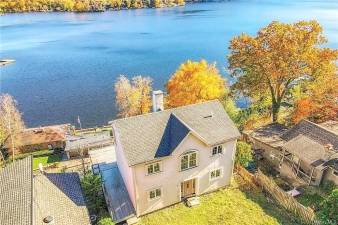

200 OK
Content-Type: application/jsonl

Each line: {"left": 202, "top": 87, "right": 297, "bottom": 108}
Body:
{"left": 0, "top": 157, "right": 91, "bottom": 225}
{"left": 111, "top": 98, "right": 240, "bottom": 217}
{"left": 64, "top": 131, "right": 113, "bottom": 158}
{"left": 246, "top": 120, "right": 338, "bottom": 186}
{"left": 3, "top": 124, "right": 71, "bottom": 154}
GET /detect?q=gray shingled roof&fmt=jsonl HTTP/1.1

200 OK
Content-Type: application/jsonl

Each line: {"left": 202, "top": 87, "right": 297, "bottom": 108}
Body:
{"left": 0, "top": 157, "right": 90, "bottom": 225}
{"left": 244, "top": 123, "right": 288, "bottom": 148}
{"left": 283, "top": 134, "right": 329, "bottom": 166}
{"left": 0, "top": 157, "right": 33, "bottom": 225}
{"left": 112, "top": 100, "right": 240, "bottom": 166}
{"left": 34, "top": 173, "right": 91, "bottom": 225}
{"left": 281, "top": 120, "right": 338, "bottom": 151}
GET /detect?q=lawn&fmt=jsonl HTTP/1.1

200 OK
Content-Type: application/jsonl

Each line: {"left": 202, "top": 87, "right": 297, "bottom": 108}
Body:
{"left": 32, "top": 154, "right": 62, "bottom": 170}
{"left": 138, "top": 176, "right": 304, "bottom": 225}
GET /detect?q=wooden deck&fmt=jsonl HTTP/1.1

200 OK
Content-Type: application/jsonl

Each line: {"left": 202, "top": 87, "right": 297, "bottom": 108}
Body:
{"left": 101, "top": 164, "right": 136, "bottom": 223}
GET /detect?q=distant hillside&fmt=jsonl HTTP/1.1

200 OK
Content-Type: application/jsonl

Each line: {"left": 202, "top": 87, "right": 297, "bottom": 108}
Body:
{"left": 0, "top": 0, "right": 185, "bottom": 13}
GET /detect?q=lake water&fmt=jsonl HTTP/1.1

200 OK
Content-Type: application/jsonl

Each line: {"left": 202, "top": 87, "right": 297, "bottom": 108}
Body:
{"left": 1, "top": 0, "right": 338, "bottom": 128}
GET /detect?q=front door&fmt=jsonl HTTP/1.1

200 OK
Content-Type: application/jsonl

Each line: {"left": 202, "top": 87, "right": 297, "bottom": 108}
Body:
{"left": 181, "top": 179, "right": 196, "bottom": 199}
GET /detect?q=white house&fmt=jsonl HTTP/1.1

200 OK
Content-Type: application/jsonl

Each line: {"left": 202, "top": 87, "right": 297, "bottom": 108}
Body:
{"left": 112, "top": 97, "right": 240, "bottom": 217}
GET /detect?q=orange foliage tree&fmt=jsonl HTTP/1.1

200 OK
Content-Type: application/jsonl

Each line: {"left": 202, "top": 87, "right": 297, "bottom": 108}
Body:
{"left": 166, "top": 60, "right": 227, "bottom": 108}
{"left": 228, "top": 20, "right": 338, "bottom": 122}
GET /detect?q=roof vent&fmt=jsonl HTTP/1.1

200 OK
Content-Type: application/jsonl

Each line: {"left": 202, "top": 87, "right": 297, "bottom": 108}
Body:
{"left": 43, "top": 216, "right": 54, "bottom": 224}
{"left": 203, "top": 112, "right": 213, "bottom": 119}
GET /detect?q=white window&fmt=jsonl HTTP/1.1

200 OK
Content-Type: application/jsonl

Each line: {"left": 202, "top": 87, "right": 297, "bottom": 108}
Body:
{"left": 212, "top": 145, "right": 223, "bottom": 155}
{"left": 210, "top": 168, "right": 222, "bottom": 181}
{"left": 147, "top": 162, "right": 161, "bottom": 175}
{"left": 181, "top": 151, "right": 197, "bottom": 171}
{"left": 149, "top": 188, "right": 161, "bottom": 200}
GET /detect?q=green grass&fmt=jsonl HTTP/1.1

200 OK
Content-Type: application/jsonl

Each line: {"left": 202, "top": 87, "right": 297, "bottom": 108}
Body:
{"left": 138, "top": 181, "right": 304, "bottom": 225}
{"left": 297, "top": 192, "right": 324, "bottom": 210}
{"left": 12, "top": 149, "right": 53, "bottom": 160}
{"left": 32, "top": 154, "right": 62, "bottom": 170}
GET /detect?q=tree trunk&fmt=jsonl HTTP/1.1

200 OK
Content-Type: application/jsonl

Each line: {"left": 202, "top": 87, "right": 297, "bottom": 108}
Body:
{"left": 272, "top": 101, "right": 281, "bottom": 122}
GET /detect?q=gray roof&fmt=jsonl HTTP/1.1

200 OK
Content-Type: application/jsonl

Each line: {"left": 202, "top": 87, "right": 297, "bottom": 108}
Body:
{"left": 112, "top": 100, "right": 240, "bottom": 166}
{"left": 244, "top": 123, "right": 288, "bottom": 148}
{"left": 0, "top": 157, "right": 90, "bottom": 225}
{"left": 65, "top": 131, "right": 113, "bottom": 152}
{"left": 34, "top": 173, "right": 91, "bottom": 225}
{"left": 0, "top": 157, "right": 33, "bottom": 225}
{"left": 281, "top": 120, "right": 338, "bottom": 151}
{"left": 283, "top": 134, "right": 329, "bottom": 166}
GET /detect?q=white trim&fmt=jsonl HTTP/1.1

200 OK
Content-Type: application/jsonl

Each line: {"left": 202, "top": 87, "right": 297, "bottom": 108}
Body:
{"left": 209, "top": 167, "right": 223, "bottom": 182}
{"left": 147, "top": 187, "right": 162, "bottom": 201}
{"left": 145, "top": 161, "right": 162, "bottom": 176}
{"left": 211, "top": 145, "right": 223, "bottom": 156}
{"left": 179, "top": 150, "right": 199, "bottom": 172}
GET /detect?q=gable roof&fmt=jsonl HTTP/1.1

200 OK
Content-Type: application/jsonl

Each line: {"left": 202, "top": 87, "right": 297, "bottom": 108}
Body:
{"left": 281, "top": 120, "right": 338, "bottom": 151}
{"left": 0, "top": 157, "right": 90, "bottom": 225}
{"left": 112, "top": 100, "right": 240, "bottom": 166}
{"left": 34, "top": 173, "right": 90, "bottom": 225}
{"left": 283, "top": 135, "right": 329, "bottom": 166}
{"left": 4, "top": 124, "right": 69, "bottom": 149}
{"left": 0, "top": 157, "right": 33, "bottom": 225}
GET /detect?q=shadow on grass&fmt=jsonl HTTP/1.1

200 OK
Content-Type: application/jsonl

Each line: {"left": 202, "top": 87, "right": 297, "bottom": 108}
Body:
{"left": 236, "top": 176, "right": 307, "bottom": 225}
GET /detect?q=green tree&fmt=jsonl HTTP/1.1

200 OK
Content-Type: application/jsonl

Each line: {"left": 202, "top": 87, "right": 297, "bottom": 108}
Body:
{"left": 235, "top": 141, "right": 253, "bottom": 167}
{"left": 228, "top": 20, "right": 338, "bottom": 122}
{"left": 318, "top": 189, "right": 338, "bottom": 225}
{"left": 81, "top": 173, "right": 105, "bottom": 214}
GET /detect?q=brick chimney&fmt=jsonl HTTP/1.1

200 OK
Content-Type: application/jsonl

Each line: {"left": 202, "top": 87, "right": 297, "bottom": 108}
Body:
{"left": 152, "top": 90, "right": 164, "bottom": 112}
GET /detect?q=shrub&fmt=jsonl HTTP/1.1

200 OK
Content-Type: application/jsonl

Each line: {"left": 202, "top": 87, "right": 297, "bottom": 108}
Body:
{"left": 235, "top": 141, "right": 253, "bottom": 167}
{"left": 318, "top": 189, "right": 338, "bottom": 225}
{"left": 81, "top": 173, "right": 106, "bottom": 214}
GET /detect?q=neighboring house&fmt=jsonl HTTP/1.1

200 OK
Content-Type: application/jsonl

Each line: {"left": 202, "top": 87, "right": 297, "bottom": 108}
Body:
{"left": 246, "top": 120, "right": 338, "bottom": 186}
{"left": 65, "top": 131, "right": 113, "bottom": 158}
{"left": 3, "top": 124, "right": 71, "bottom": 153}
{"left": 112, "top": 99, "right": 240, "bottom": 217}
{"left": 0, "top": 157, "right": 91, "bottom": 225}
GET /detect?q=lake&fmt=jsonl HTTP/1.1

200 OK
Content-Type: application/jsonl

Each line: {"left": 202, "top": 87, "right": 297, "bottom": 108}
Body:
{"left": 1, "top": 0, "right": 338, "bottom": 128}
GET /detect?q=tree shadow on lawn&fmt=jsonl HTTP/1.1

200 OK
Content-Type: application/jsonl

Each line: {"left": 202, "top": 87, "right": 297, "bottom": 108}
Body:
{"left": 235, "top": 177, "right": 307, "bottom": 225}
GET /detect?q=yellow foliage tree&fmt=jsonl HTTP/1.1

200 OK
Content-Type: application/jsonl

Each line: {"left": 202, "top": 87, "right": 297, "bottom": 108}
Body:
{"left": 114, "top": 75, "right": 153, "bottom": 118}
{"left": 166, "top": 60, "right": 226, "bottom": 108}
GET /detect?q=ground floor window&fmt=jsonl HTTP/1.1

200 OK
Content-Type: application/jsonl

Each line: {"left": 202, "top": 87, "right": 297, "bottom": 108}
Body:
{"left": 210, "top": 168, "right": 222, "bottom": 181}
{"left": 149, "top": 188, "right": 161, "bottom": 200}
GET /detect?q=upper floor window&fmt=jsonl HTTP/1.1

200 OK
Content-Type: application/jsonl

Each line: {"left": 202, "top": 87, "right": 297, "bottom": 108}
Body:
{"left": 181, "top": 151, "right": 197, "bottom": 171}
{"left": 147, "top": 162, "right": 161, "bottom": 175}
{"left": 210, "top": 168, "right": 222, "bottom": 181}
{"left": 149, "top": 188, "right": 162, "bottom": 200}
{"left": 212, "top": 145, "right": 223, "bottom": 155}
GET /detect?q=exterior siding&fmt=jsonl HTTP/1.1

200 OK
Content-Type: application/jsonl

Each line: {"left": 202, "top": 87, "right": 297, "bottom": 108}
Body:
{"left": 114, "top": 127, "right": 137, "bottom": 208}
{"left": 323, "top": 167, "right": 338, "bottom": 185}
{"left": 132, "top": 133, "right": 236, "bottom": 216}
{"left": 252, "top": 139, "right": 282, "bottom": 167}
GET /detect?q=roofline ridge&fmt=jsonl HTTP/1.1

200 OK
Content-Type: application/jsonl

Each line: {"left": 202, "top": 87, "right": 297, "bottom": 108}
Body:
{"left": 111, "top": 99, "right": 221, "bottom": 123}
{"left": 301, "top": 119, "right": 338, "bottom": 137}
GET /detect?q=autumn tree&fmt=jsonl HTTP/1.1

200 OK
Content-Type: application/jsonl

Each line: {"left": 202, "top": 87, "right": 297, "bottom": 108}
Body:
{"left": 291, "top": 61, "right": 338, "bottom": 123}
{"left": 0, "top": 94, "right": 25, "bottom": 161}
{"left": 114, "top": 75, "right": 152, "bottom": 118}
{"left": 228, "top": 20, "right": 338, "bottom": 122}
{"left": 166, "top": 60, "right": 227, "bottom": 108}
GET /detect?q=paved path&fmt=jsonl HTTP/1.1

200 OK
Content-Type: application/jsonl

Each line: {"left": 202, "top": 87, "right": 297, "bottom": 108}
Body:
{"left": 89, "top": 145, "right": 136, "bottom": 223}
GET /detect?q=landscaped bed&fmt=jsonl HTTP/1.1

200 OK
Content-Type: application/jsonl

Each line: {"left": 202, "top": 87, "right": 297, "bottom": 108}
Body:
{"left": 138, "top": 176, "right": 305, "bottom": 225}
